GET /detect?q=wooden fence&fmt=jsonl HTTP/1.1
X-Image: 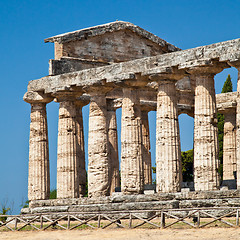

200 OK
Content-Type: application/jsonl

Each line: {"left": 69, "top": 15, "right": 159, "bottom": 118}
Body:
{"left": 1, "top": 207, "right": 240, "bottom": 231}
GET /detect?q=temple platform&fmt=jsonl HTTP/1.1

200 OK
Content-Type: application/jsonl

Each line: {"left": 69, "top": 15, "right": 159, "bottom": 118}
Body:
{"left": 22, "top": 190, "right": 240, "bottom": 216}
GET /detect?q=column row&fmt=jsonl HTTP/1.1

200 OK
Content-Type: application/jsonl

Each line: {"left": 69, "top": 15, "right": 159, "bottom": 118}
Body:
{"left": 28, "top": 66, "right": 238, "bottom": 200}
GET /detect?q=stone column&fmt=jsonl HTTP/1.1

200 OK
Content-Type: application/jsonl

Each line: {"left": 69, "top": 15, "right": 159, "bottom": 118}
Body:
{"left": 75, "top": 100, "right": 88, "bottom": 196}
{"left": 223, "top": 111, "right": 237, "bottom": 181}
{"left": 23, "top": 91, "right": 53, "bottom": 201}
{"left": 28, "top": 103, "right": 50, "bottom": 200}
{"left": 191, "top": 67, "right": 223, "bottom": 191}
{"left": 229, "top": 63, "right": 240, "bottom": 189}
{"left": 88, "top": 89, "right": 110, "bottom": 197}
{"left": 121, "top": 87, "right": 144, "bottom": 194}
{"left": 155, "top": 80, "right": 182, "bottom": 193}
{"left": 56, "top": 94, "right": 80, "bottom": 199}
{"left": 141, "top": 108, "right": 152, "bottom": 185}
{"left": 106, "top": 102, "right": 120, "bottom": 194}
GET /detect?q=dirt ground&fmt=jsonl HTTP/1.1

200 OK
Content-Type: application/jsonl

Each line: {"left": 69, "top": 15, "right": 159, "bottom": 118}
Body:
{"left": 0, "top": 228, "right": 240, "bottom": 240}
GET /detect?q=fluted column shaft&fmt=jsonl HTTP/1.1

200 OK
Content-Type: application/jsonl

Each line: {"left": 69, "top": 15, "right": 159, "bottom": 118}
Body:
{"left": 223, "top": 112, "right": 237, "bottom": 181}
{"left": 156, "top": 80, "right": 182, "bottom": 193}
{"left": 141, "top": 110, "right": 152, "bottom": 185}
{"left": 121, "top": 88, "right": 143, "bottom": 194}
{"left": 57, "top": 101, "right": 79, "bottom": 198}
{"left": 194, "top": 74, "right": 220, "bottom": 190}
{"left": 28, "top": 103, "right": 50, "bottom": 201}
{"left": 236, "top": 67, "right": 240, "bottom": 188}
{"left": 107, "top": 109, "right": 120, "bottom": 194}
{"left": 88, "top": 94, "right": 109, "bottom": 197}
{"left": 75, "top": 102, "right": 86, "bottom": 196}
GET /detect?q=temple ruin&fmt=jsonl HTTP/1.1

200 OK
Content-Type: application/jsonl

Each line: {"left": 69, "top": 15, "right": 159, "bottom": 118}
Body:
{"left": 22, "top": 21, "right": 240, "bottom": 214}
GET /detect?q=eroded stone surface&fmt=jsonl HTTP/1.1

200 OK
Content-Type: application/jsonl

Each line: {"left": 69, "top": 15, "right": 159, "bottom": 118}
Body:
{"left": 121, "top": 88, "right": 143, "bottom": 194}
{"left": 75, "top": 101, "right": 87, "bottom": 196}
{"left": 141, "top": 110, "right": 152, "bottom": 185}
{"left": 88, "top": 93, "right": 109, "bottom": 197}
{"left": 57, "top": 100, "right": 79, "bottom": 198}
{"left": 28, "top": 103, "right": 50, "bottom": 201}
{"left": 223, "top": 112, "right": 237, "bottom": 181}
{"left": 156, "top": 80, "right": 182, "bottom": 193}
{"left": 106, "top": 107, "right": 120, "bottom": 194}
{"left": 193, "top": 72, "right": 220, "bottom": 191}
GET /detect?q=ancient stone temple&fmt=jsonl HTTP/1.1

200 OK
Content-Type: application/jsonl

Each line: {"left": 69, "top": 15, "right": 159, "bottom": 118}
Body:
{"left": 23, "top": 21, "right": 240, "bottom": 214}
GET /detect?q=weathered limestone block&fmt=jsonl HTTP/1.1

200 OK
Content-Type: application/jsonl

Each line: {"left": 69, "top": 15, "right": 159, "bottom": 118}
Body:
{"left": 156, "top": 79, "right": 182, "bottom": 193}
{"left": 121, "top": 88, "right": 143, "bottom": 194}
{"left": 191, "top": 68, "right": 222, "bottom": 191}
{"left": 57, "top": 99, "right": 79, "bottom": 198}
{"left": 223, "top": 111, "right": 237, "bottom": 181}
{"left": 28, "top": 103, "right": 50, "bottom": 201}
{"left": 75, "top": 100, "right": 87, "bottom": 196}
{"left": 141, "top": 109, "right": 152, "bottom": 185}
{"left": 88, "top": 92, "right": 110, "bottom": 197}
{"left": 106, "top": 104, "right": 120, "bottom": 194}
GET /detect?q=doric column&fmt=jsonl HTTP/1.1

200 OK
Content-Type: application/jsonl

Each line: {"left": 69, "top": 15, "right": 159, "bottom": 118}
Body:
{"left": 229, "top": 63, "right": 240, "bottom": 189}
{"left": 23, "top": 91, "right": 53, "bottom": 201}
{"left": 155, "top": 79, "right": 182, "bottom": 193}
{"left": 56, "top": 93, "right": 81, "bottom": 199}
{"left": 75, "top": 98, "right": 89, "bottom": 196}
{"left": 223, "top": 111, "right": 237, "bottom": 181}
{"left": 106, "top": 101, "right": 120, "bottom": 194}
{"left": 88, "top": 88, "right": 111, "bottom": 197}
{"left": 141, "top": 108, "right": 152, "bottom": 185}
{"left": 190, "top": 66, "right": 223, "bottom": 191}
{"left": 121, "top": 87, "right": 144, "bottom": 194}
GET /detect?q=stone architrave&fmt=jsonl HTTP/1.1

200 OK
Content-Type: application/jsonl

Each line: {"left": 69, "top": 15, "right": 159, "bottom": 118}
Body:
{"left": 106, "top": 103, "right": 120, "bottom": 194}
{"left": 75, "top": 100, "right": 87, "bottom": 196}
{"left": 155, "top": 79, "right": 182, "bottom": 193}
{"left": 223, "top": 111, "right": 237, "bottom": 181}
{"left": 121, "top": 87, "right": 144, "bottom": 194}
{"left": 190, "top": 67, "right": 223, "bottom": 191}
{"left": 88, "top": 89, "right": 110, "bottom": 197}
{"left": 141, "top": 109, "right": 152, "bottom": 185}
{"left": 57, "top": 94, "right": 80, "bottom": 199}
{"left": 23, "top": 91, "right": 53, "bottom": 201}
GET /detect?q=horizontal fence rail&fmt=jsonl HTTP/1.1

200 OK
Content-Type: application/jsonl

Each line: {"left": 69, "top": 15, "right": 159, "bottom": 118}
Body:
{"left": 1, "top": 207, "right": 240, "bottom": 231}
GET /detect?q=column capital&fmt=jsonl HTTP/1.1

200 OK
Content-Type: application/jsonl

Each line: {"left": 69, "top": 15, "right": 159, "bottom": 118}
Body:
{"left": 148, "top": 67, "right": 186, "bottom": 82}
{"left": 23, "top": 91, "right": 53, "bottom": 104}
{"left": 75, "top": 95, "right": 90, "bottom": 107}
{"left": 228, "top": 60, "right": 240, "bottom": 69}
{"left": 53, "top": 91, "right": 82, "bottom": 102}
{"left": 106, "top": 98, "right": 121, "bottom": 111}
{"left": 140, "top": 100, "right": 156, "bottom": 112}
{"left": 187, "top": 65, "right": 225, "bottom": 77}
{"left": 83, "top": 85, "right": 113, "bottom": 96}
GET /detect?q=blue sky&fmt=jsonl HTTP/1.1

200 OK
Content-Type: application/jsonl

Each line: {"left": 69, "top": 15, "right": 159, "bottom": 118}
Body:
{"left": 0, "top": 0, "right": 239, "bottom": 214}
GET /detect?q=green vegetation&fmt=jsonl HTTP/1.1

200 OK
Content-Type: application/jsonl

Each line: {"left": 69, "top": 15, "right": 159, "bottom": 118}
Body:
{"left": 50, "top": 189, "right": 57, "bottom": 199}
{"left": 181, "top": 149, "right": 194, "bottom": 182}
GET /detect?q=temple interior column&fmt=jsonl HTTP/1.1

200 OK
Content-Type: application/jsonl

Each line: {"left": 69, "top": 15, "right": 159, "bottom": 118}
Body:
{"left": 28, "top": 102, "right": 50, "bottom": 201}
{"left": 75, "top": 100, "right": 88, "bottom": 196}
{"left": 191, "top": 67, "right": 223, "bottom": 191}
{"left": 155, "top": 79, "right": 182, "bottom": 193}
{"left": 229, "top": 63, "right": 240, "bottom": 189}
{"left": 121, "top": 87, "right": 144, "bottom": 194}
{"left": 88, "top": 90, "right": 110, "bottom": 197}
{"left": 223, "top": 111, "right": 237, "bottom": 181}
{"left": 57, "top": 95, "right": 80, "bottom": 198}
{"left": 106, "top": 102, "right": 120, "bottom": 194}
{"left": 141, "top": 108, "right": 152, "bottom": 185}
